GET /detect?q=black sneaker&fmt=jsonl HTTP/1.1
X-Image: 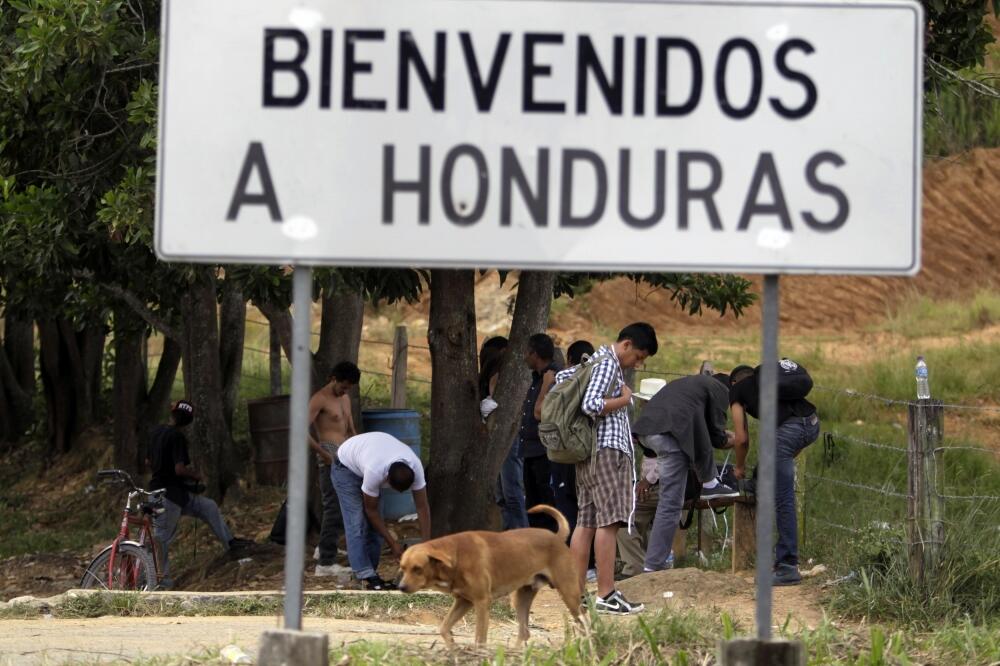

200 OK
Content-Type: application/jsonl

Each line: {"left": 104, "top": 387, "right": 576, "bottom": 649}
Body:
{"left": 228, "top": 537, "right": 255, "bottom": 551}
{"left": 594, "top": 589, "right": 644, "bottom": 615}
{"left": 701, "top": 482, "right": 740, "bottom": 500}
{"left": 773, "top": 564, "right": 802, "bottom": 586}
{"left": 363, "top": 575, "right": 397, "bottom": 591}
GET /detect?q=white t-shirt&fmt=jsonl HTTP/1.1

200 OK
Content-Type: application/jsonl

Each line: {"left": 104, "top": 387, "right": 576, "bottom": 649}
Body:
{"left": 336, "top": 431, "right": 426, "bottom": 498}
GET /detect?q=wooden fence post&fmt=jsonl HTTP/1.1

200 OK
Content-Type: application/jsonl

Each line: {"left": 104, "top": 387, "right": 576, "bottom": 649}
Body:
{"left": 269, "top": 325, "right": 282, "bottom": 395}
{"left": 907, "top": 399, "right": 944, "bottom": 586}
{"left": 390, "top": 326, "right": 408, "bottom": 409}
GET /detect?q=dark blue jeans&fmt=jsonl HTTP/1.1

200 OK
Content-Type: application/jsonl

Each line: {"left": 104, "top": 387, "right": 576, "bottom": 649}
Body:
{"left": 331, "top": 462, "right": 383, "bottom": 580}
{"left": 775, "top": 414, "right": 821, "bottom": 567}
{"left": 496, "top": 437, "right": 528, "bottom": 530}
{"left": 549, "top": 461, "right": 578, "bottom": 534}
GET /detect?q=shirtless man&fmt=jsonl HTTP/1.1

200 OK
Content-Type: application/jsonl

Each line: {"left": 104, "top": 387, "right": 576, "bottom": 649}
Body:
{"left": 308, "top": 361, "right": 361, "bottom": 576}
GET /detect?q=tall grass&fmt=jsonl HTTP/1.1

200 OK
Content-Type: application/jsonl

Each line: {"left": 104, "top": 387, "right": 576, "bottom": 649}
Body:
{"left": 925, "top": 75, "right": 1000, "bottom": 157}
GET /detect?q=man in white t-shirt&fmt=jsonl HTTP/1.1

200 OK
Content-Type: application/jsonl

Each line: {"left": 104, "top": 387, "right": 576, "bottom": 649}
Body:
{"left": 331, "top": 432, "right": 431, "bottom": 590}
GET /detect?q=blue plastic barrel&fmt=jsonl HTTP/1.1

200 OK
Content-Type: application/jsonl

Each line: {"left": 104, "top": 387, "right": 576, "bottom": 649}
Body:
{"left": 361, "top": 409, "right": 422, "bottom": 520}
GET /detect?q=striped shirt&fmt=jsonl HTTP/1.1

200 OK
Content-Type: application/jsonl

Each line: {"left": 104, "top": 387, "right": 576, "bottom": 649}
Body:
{"left": 554, "top": 345, "right": 633, "bottom": 458}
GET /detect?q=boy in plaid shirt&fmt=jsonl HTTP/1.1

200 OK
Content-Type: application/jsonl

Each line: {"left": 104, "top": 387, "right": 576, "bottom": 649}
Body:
{"left": 554, "top": 322, "right": 658, "bottom": 614}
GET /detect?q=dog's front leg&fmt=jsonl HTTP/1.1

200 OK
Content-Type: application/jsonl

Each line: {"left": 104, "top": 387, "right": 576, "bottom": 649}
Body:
{"left": 440, "top": 597, "right": 472, "bottom": 647}
{"left": 473, "top": 601, "right": 491, "bottom": 645}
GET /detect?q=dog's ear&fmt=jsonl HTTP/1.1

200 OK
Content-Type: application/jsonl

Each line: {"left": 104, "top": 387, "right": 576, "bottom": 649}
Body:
{"left": 423, "top": 544, "right": 455, "bottom": 571}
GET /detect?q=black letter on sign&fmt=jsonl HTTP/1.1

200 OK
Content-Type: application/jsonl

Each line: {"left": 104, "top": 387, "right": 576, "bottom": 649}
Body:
{"left": 320, "top": 29, "right": 333, "bottom": 109}
{"left": 715, "top": 38, "right": 762, "bottom": 120}
{"left": 382, "top": 145, "right": 431, "bottom": 224}
{"left": 576, "top": 35, "right": 624, "bottom": 115}
{"left": 263, "top": 28, "right": 309, "bottom": 107}
{"left": 657, "top": 38, "right": 702, "bottom": 116}
{"left": 460, "top": 32, "right": 512, "bottom": 112}
{"left": 523, "top": 33, "right": 566, "bottom": 113}
{"left": 802, "top": 151, "right": 849, "bottom": 232}
{"left": 619, "top": 149, "right": 666, "bottom": 228}
{"left": 737, "top": 153, "right": 792, "bottom": 230}
{"left": 560, "top": 149, "right": 607, "bottom": 227}
{"left": 678, "top": 152, "right": 723, "bottom": 230}
{"left": 344, "top": 30, "right": 387, "bottom": 110}
{"left": 441, "top": 145, "right": 489, "bottom": 226}
{"left": 770, "top": 39, "right": 817, "bottom": 119}
{"left": 399, "top": 31, "right": 446, "bottom": 111}
{"left": 501, "top": 147, "right": 549, "bottom": 227}
{"left": 633, "top": 37, "right": 647, "bottom": 116}
{"left": 226, "top": 142, "right": 282, "bottom": 222}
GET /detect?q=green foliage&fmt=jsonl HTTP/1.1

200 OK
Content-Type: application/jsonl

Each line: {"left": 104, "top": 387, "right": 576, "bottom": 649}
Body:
{"left": 922, "top": 0, "right": 999, "bottom": 71}
{"left": 554, "top": 272, "right": 757, "bottom": 317}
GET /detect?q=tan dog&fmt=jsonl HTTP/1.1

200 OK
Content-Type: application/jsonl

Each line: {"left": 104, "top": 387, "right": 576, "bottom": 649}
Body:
{"left": 398, "top": 505, "right": 582, "bottom": 646}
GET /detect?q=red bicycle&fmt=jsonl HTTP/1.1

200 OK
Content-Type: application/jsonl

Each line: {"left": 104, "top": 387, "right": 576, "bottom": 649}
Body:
{"left": 79, "top": 469, "right": 165, "bottom": 590}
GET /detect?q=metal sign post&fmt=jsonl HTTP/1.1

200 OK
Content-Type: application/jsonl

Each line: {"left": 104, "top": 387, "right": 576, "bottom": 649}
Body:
{"left": 756, "top": 274, "right": 779, "bottom": 640}
{"left": 282, "top": 265, "right": 312, "bottom": 629}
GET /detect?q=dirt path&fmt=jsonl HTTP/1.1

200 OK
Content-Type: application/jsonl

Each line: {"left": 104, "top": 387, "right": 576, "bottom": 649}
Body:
{"left": 0, "top": 569, "right": 832, "bottom": 665}
{"left": 0, "top": 613, "right": 564, "bottom": 665}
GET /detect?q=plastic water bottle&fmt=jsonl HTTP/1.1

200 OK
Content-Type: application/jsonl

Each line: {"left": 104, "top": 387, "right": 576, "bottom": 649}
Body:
{"left": 915, "top": 356, "right": 930, "bottom": 400}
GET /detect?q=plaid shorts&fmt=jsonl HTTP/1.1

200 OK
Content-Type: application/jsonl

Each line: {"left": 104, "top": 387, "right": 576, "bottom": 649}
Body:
{"left": 576, "top": 447, "right": 634, "bottom": 529}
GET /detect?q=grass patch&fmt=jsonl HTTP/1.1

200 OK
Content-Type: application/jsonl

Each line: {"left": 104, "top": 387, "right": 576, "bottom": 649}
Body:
{"left": 879, "top": 289, "right": 1000, "bottom": 339}
{"left": 0, "top": 591, "right": 514, "bottom": 623}
{"left": 925, "top": 74, "right": 1000, "bottom": 157}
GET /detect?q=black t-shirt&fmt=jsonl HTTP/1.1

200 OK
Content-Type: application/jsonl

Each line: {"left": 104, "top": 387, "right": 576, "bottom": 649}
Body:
{"left": 730, "top": 375, "right": 816, "bottom": 426}
{"left": 519, "top": 362, "right": 560, "bottom": 458}
{"left": 149, "top": 424, "right": 192, "bottom": 506}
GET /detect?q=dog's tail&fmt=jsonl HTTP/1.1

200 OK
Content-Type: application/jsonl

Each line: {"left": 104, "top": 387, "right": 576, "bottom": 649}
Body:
{"left": 527, "top": 504, "right": 570, "bottom": 541}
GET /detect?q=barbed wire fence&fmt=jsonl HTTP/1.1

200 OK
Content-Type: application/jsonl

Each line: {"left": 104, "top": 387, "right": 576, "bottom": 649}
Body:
{"left": 149, "top": 319, "right": 999, "bottom": 579}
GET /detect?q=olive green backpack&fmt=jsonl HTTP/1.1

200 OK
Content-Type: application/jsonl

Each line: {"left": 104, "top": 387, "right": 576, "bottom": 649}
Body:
{"left": 538, "top": 355, "right": 613, "bottom": 464}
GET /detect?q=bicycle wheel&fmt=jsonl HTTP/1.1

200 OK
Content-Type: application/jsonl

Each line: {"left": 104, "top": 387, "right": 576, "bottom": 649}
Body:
{"left": 80, "top": 542, "right": 157, "bottom": 591}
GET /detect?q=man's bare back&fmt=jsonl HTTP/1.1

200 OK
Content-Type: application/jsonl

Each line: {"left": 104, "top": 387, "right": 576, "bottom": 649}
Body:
{"left": 309, "top": 378, "right": 358, "bottom": 464}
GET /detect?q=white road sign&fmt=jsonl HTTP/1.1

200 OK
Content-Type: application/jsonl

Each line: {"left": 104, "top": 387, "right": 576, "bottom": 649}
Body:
{"left": 156, "top": 0, "right": 922, "bottom": 274}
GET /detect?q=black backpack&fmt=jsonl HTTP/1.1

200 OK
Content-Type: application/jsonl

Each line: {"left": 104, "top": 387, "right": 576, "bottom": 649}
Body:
{"left": 755, "top": 358, "right": 813, "bottom": 401}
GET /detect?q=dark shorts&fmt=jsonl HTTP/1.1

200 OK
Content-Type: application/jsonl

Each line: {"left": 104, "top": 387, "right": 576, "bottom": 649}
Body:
{"left": 575, "top": 448, "right": 633, "bottom": 529}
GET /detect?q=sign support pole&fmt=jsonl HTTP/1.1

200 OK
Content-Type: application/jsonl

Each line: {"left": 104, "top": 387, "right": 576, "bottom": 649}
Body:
{"left": 721, "top": 275, "right": 803, "bottom": 665}
{"left": 261, "top": 268, "right": 327, "bottom": 666}
{"left": 756, "top": 273, "right": 779, "bottom": 640}
{"left": 283, "top": 265, "right": 312, "bottom": 630}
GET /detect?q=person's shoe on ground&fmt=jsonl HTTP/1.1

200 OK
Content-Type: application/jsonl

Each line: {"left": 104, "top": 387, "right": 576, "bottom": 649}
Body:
{"left": 586, "top": 568, "right": 598, "bottom": 582}
{"left": 227, "top": 537, "right": 254, "bottom": 551}
{"left": 773, "top": 563, "right": 802, "bottom": 586}
{"left": 595, "top": 589, "right": 644, "bottom": 614}
{"left": 314, "top": 563, "right": 352, "bottom": 577}
{"left": 700, "top": 481, "right": 740, "bottom": 500}
{"left": 362, "top": 575, "right": 397, "bottom": 591}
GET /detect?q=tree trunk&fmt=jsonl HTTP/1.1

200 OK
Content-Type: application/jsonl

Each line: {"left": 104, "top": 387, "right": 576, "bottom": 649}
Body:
{"left": 315, "top": 287, "right": 364, "bottom": 426}
{"left": 56, "top": 319, "right": 105, "bottom": 432}
{"left": 181, "top": 269, "right": 236, "bottom": 500}
{"left": 37, "top": 319, "right": 77, "bottom": 456}
{"left": 4, "top": 315, "right": 35, "bottom": 395}
{"left": 256, "top": 300, "right": 294, "bottom": 365}
{"left": 483, "top": 271, "right": 556, "bottom": 482}
{"left": 137, "top": 336, "right": 183, "bottom": 470}
{"left": 426, "top": 270, "right": 488, "bottom": 535}
{"left": 219, "top": 278, "right": 246, "bottom": 433}
{"left": 0, "top": 345, "right": 34, "bottom": 445}
{"left": 112, "top": 311, "right": 145, "bottom": 473}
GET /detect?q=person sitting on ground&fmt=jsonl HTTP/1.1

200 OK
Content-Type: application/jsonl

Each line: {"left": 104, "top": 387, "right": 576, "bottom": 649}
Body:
{"left": 630, "top": 373, "right": 737, "bottom": 574}
{"left": 729, "top": 362, "right": 820, "bottom": 586}
{"left": 307, "top": 361, "right": 361, "bottom": 577}
{"left": 148, "top": 400, "right": 252, "bottom": 589}
{"left": 331, "top": 431, "right": 431, "bottom": 590}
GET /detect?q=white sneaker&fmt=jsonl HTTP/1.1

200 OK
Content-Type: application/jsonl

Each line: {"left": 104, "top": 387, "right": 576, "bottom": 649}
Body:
{"left": 313, "top": 546, "right": 320, "bottom": 560}
{"left": 586, "top": 568, "right": 598, "bottom": 582}
{"left": 314, "top": 563, "right": 352, "bottom": 577}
